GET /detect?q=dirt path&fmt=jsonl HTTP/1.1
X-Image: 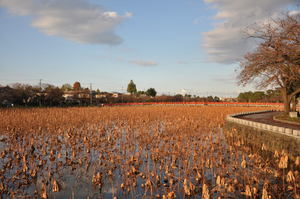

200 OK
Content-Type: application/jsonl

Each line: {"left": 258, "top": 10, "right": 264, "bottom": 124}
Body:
{"left": 237, "top": 111, "right": 300, "bottom": 130}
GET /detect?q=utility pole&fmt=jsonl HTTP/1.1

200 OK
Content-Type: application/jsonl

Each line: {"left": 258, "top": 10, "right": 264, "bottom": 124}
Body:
{"left": 39, "top": 79, "right": 42, "bottom": 89}
{"left": 122, "top": 86, "right": 124, "bottom": 103}
{"left": 39, "top": 79, "right": 42, "bottom": 107}
{"left": 89, "top": 83, "right": 93, "bottom": 106}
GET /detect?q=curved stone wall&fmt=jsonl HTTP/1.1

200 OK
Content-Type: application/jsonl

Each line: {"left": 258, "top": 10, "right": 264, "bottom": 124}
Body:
{"left": 226, "top": 110, "right": 300, "bottom": 139}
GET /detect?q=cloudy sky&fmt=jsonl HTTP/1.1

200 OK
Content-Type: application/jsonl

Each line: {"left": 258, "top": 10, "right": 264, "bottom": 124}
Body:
{"left": 0, "top": 0, "right": 298, "bottom": 96}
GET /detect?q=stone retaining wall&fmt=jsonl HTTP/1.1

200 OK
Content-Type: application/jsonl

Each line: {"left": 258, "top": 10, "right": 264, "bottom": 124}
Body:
{"left": 226, "top": 110, "right": 300, "bottom": 139}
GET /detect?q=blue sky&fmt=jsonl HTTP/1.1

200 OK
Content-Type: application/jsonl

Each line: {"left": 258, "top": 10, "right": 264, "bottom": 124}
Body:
{"left": 0, "top": 0, "right": 298, "bottom": 97}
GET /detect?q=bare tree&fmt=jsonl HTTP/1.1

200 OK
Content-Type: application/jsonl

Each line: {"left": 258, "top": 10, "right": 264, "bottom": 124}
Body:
{"left": 238, "top": 14, "right": 300, "bottom": 112}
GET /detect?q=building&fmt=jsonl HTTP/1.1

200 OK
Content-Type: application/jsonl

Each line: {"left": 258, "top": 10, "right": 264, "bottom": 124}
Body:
{"left": 112, "top": 92, "right": 122, "bottom": 98}
{"left": 95, "top": 92, "right": 109, "bottom": 99}
{"left": 62, "top": 90, "right": 90, "bottom": 100}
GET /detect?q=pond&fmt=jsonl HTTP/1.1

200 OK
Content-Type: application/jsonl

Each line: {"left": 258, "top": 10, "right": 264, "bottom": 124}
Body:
{"left": 0, "top": 106, "right": 298, "bottom": 198}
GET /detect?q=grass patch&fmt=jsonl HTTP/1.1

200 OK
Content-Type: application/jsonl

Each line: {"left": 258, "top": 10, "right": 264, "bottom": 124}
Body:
{"left": 274, "top": 112, "right": 300, "bottom": 124}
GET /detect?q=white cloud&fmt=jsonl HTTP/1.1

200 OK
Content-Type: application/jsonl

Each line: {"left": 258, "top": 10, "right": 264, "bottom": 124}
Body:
{"left": 203, "top": 0, "right": 299, "bottom": 64}
{"left": 124, "top": 12, "right": 133, "bottom": 18}
{"left": 214, "top": 11, "right": 235, "bottom": 19}
{"left": 130, "top": 60, "right": 158, "bottom": 67}
{"left": 289, "top": 10, "right": 300, "bottom": 16}
{"left": 0, "top": 0, "right": 132, "bottom": 45}
{"left": 103, "top": 12, "right": 118, "bottom": 18}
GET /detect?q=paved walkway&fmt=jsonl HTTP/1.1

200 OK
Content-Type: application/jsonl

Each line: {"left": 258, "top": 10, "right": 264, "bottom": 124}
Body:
{"left": 237, "top": 111, "right": 300, "bottom": 130}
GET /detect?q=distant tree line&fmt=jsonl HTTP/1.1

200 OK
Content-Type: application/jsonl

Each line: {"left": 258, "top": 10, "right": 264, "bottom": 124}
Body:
{"left": 106, "top": 94, "right": 222, "bottom": 104}
{"left": 237, "top": 89, "right": 282, "bottom": 103}
{"left": 0, "top": 80, "right": 226, "bottom": 107}
{"left": 0, "top": 79, "right": 284, "bottom": 108}
{"left": 0, "top": 83, "right": 64, "bottom": 107}
{"left": 0, "top": 81, "right": 94, "bottom": 107}
{"left": 127, "top": 80, "right": 157, "bottom": 97}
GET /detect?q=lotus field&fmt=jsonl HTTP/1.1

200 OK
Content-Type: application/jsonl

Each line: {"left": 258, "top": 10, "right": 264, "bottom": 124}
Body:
{"left": 0, "top": 106, "right": 299, "bottom": 198}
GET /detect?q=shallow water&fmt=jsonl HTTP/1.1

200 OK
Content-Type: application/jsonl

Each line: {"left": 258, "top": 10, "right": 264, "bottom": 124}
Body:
{"left": 0, "top": 107, "right": 298, "bottom": 198}
{"left": 0, "top": 125, "right": 231, "bottom": 198}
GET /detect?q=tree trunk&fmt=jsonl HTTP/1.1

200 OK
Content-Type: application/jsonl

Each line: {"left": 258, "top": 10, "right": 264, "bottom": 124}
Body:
{"left": 281, "top": 87, "right": 290, "bottom": 112}
{"left": 287, "top": 88, "right": 300, "bottom": 112}
{"left": 290, "top": 96, "right": 296, "bottom": 111}
{"left": 281, "top": 87, "right": 300, "bottom": 113}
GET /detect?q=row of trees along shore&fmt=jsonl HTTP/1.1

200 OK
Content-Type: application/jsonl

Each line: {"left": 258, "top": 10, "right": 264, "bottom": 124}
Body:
{"left": 237, "top": 90, "right": 282, "bottom": 103}
{"left": 0, "top": 80, "right": 284, "bottom": 107}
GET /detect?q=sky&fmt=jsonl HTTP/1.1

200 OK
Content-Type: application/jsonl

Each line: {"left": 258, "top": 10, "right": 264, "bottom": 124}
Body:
{"left": 0, "top": 0, "right": 299, "bottom": 97}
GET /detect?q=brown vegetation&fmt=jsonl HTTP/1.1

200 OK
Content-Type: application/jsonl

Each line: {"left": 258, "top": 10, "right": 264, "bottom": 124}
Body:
{"left": 0, "top": 106, "right": 298, "bottom": 198}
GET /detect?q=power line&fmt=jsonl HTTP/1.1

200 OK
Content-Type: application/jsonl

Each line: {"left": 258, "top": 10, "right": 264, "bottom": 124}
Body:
{"left": 90, "top": 83, "right": 92, "bottom": 105}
